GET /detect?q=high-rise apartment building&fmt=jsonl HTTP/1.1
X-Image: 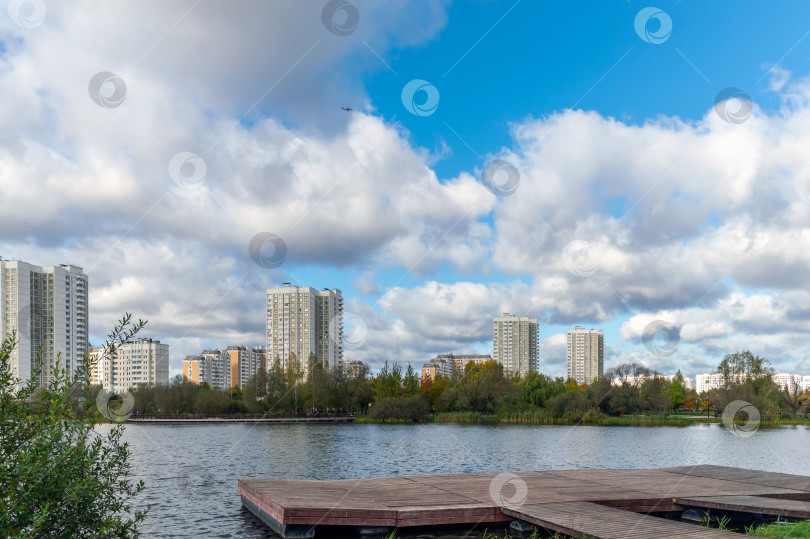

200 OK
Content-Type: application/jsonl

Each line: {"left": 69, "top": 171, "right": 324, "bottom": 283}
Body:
{"left": 227, "top": 345, "right": 266, "bottom": 389}
{"left": 96, "top": 338, "right": 169, "bottom": 392}
{"left": 183, "top": 349, "right": 230, "bottom": 390}
{"left": 492, "top": 314, "right": 538, "bottom": 376}
{"left": 266, "top": 285, "right": 342, "bottom": 376}
{"left": 0, "top": 258, "right": 88, "bottom": 386}
{"left": 566, "top": 327, "right": 604, "bottom": 385}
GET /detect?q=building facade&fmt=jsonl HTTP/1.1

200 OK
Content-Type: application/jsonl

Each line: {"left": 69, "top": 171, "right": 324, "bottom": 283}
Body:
{"left": 566, "top": 327, "right": 604, "bottom": 385}
{"left": 227, "top": 345, "right": 266, "bottom": 389}
{"left": 492, "top": 314, "right": 538, "bottom": 376}
{"left": 696, "top": 372, "right": 810, "bottom": 394}
{"left": 339, "top": 359, "right": 368, "bottom": 380}
{"left": 0, "top": 259, "right": 88, "bottom": 386}
{"left": 93, "top": 338, "right": 169, "bottom": 392}
{"left": 610, "top": 373, "right": 694, "bottom": 389}
{"left": 183, "top": 350, "right": 230, "bottom": 390}
{"left": 421, "top": 353, "right": 493, "bottom": 381}
{"left": 266, "top": 285, "right": 343, "bottom": 377}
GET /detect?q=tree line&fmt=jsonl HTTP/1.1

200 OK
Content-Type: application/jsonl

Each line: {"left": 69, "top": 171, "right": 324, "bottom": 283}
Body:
{"left": 123, "top": 350, "right": 809, "bottom": 422}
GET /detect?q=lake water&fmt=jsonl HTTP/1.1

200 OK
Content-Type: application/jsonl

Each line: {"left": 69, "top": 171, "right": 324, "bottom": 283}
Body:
{"left": 106, "top": 422, "right": 810, "bottom": 537}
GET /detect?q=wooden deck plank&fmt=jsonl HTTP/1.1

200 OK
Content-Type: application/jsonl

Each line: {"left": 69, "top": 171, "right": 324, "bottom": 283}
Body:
{"left": 503, "top": 501, "right": 741, "bottom": 539}
{"left": 239, "top": 466, "right": 810, "bottom": 537}
{"left": 677, "top": 495, "right": 810, "bottom": 518}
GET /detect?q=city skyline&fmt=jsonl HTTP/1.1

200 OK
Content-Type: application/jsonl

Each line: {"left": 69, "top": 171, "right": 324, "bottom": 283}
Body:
{"left": 4, "top": 3, "right": 810, "bottom": 382}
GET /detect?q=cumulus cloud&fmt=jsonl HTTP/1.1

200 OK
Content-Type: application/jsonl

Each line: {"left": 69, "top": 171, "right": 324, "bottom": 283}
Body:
{"left": 4, "top": 2, "right": 810, "bottom": 379}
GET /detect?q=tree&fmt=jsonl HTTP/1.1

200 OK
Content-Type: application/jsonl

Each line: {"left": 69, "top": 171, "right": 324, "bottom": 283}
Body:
{"left": 775, "top": 379, "right": 808, "bottom": 420}
{"left": 0, "top": 314, "right": 148, "bottom": 537}
{"left": 456, "top": 360, "right": 505, "bottom": 414}
{"left": 402, "top": 364, "right": 420, "bottom": 397}
{"left": 243, "top": 369, "right": 269, "bottom": 413}
{"left": 520, "top": 372, "right": 566, "bottom": 408}
{"left": 669, "top": 370, "right": 686, "bottom": 410}
{"left": 711, "top": 351, "right": 777, "bottom": 417}
{"left": 375, "top": 362, "right": 403, "bottom": 400}
{"left": 605, "top": 363, "right": 658, "bottom": 414}
{"left": 716, "top": 351, "right": 775, "bottom": 394}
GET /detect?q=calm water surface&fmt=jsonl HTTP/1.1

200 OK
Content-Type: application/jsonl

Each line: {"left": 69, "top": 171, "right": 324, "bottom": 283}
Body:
{"left": 104, "top": 422, "right": 810, "bottom": 537}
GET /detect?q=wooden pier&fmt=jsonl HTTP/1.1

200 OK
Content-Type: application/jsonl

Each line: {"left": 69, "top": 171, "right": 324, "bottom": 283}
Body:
{"left": 238, "top": 465, "right": 810, "bottom": 538}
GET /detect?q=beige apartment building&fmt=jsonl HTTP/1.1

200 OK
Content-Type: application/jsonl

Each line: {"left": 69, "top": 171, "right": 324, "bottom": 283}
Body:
{"left": 266, "top": 285, "right": 343, "bottom": 377}
{"left": 421, "top": 353, "right": 493, "bottom": 381}
{"left": 93, "top": 338, "right": 169, "bottom": 392}
{"left": 183, "top": 349, "right": 230, "bottom": 390}
{"left": 227, "top": 345, "right": 266, "bottom": 389}
{"left": 0, "top": 258, "right": 88, "bottom": 386}
{"left": 493, "top": 314, "right": 538, "bottom": 376}
{"left": 566, "top": 327, "right": 604, "bottom": 385}
{"left": 339, "top": 359, "right": 368, "bottom": 380}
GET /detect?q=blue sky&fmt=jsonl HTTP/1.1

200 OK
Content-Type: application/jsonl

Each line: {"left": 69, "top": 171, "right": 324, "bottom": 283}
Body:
{"left": 3, "top": 1, "right": 810, "bottom": 380}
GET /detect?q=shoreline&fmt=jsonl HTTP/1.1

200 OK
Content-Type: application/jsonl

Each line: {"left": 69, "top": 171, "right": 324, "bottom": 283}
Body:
{"left": 123, "top": 413, "right": 810, "bottom": 427}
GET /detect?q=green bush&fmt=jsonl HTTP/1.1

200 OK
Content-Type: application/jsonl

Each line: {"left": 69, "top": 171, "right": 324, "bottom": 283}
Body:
{"left": 0, "top": 314, "right": 148, "bottom": 537}
{"left": 368, "top": 396, "right": 430, "bottom": 422}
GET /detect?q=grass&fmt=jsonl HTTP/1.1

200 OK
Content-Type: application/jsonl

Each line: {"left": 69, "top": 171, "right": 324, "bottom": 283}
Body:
{"left": 747, "top": 519, "right": 810, "bottom": 537}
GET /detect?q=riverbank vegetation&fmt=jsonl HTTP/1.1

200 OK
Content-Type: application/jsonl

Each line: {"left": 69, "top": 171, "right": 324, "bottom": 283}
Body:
{"left": 748, "top": 518, "right": 810, "bottom": 537}
{"left": 124, "top": 350, "right": 808, "bottom": 426}
{"left": 0, "top": 314, "right": 148, "bottom": 537}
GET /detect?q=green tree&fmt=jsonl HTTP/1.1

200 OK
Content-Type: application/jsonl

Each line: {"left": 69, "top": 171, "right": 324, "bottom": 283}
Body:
{"left": 605, "top": 363, "right": 657, "bottom": 414}
{"left": 457, "top": 360, "right": 505, "bottom": 413}
{"left": 402, "top": 364, "right": 420, "bottom": 397}
{"left": 520, "top": 372, "right": 566, "bottom": 408}
{"left": 669, "top": 370, "right": 686, "bottom": 409}
{"left": 243, "top": 369, "right": 269, "bottom": 413}
{"left": 375, "top": 362, "right": 403, "bottom": 400}
{"left": 0, "top": 314, "right": 148, "bottom": 537}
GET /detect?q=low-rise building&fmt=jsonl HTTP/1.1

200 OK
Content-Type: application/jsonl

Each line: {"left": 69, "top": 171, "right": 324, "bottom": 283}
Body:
{"left": 610, "top": 373, "right": 694, "bottom": 389}
{"left": 339, "top": 360, "right": 368, "bottom": 380}
{"left": 695, "top": 372, "right": 808, "bottom": 394}
{"left": 421, "top": 353, "right": 493, "bottom": 381}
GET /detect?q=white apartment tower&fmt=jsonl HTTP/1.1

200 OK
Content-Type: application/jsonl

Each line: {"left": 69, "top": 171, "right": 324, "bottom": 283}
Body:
{"left": 0, "top": 259, "right": 88, "bottom": 386}
{"left": 266, "top": 285, "right": 343, "bottom": 376}
{"left": 103, "top": 338, "right": 169, "bottom": 392}
{"left": 567, "top": 327, "right": 604, "bottom": 385}
{"left": 492, "top": 314, "right": 538, "bottom": 376}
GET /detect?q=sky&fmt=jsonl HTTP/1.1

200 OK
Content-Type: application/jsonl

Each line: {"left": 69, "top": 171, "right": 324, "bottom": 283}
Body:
{"left": 3, "top": 0, "right": 810, "bottom": 381}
